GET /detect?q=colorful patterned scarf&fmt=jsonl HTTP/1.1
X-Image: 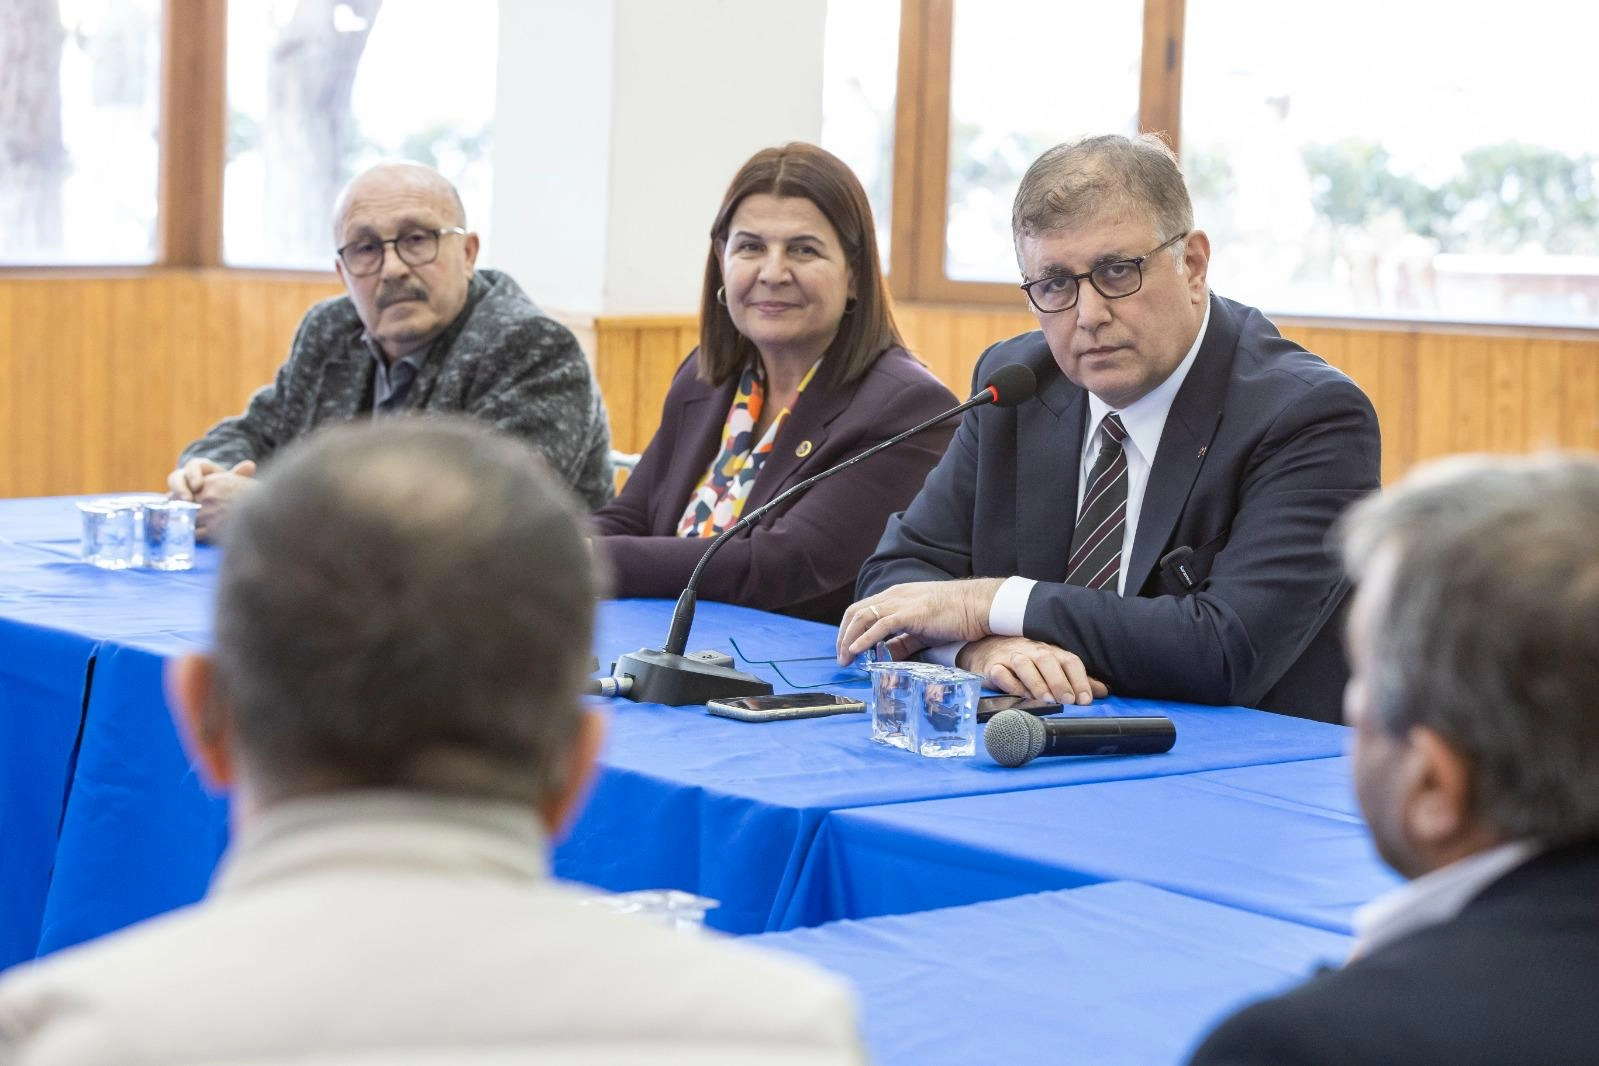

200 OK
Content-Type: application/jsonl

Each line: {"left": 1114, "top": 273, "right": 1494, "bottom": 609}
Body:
{"left": 677, "top": 361, "right": 820, "bottom": 537}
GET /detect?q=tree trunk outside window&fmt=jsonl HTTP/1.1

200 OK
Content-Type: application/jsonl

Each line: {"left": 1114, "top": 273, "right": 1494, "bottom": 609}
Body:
{"left": 263, "top": 0, "right": 383, "bottom": 266}
{"left": 0, "top": 0, "right": 68, "bottom": 255}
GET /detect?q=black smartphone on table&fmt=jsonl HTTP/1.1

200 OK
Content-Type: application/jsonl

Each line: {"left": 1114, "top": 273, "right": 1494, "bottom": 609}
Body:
{"left": 976, "top": 695, "right": 1065, "bottom": 722}
{"left": 706, "top": 692, "right": 867, "bottom": 723}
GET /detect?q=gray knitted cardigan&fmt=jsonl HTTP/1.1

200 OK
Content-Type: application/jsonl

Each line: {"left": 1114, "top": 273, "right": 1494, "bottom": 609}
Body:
{"left": 179, "top": 269, "right": 614, "bottom": 510}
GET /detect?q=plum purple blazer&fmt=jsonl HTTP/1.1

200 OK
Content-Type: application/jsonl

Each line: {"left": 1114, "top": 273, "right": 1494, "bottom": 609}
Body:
{"left": 591, "top": 346, "right": 957, "bottom": 623}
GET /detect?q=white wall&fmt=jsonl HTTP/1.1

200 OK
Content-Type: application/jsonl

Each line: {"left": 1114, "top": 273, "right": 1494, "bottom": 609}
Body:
{"left": 491, "top": 0, "right": 827, "bottom": 317}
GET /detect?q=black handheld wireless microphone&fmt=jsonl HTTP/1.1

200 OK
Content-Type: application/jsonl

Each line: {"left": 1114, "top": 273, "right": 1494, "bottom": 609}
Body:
{"left": 983, "top": 709, "right": 1176, "bottom": 767}
{"left": 603, "top": 363, "right": 1041, "bottom": 706}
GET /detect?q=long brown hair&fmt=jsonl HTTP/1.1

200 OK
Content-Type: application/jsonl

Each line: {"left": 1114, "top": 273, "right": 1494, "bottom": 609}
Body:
{"left": 698, "top": 143, "right": 901, "bottom": 388}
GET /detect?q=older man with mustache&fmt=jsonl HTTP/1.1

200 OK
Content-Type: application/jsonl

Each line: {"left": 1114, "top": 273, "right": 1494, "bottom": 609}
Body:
{"left": 167, "top": 162, "right": 613, "bottom": 540}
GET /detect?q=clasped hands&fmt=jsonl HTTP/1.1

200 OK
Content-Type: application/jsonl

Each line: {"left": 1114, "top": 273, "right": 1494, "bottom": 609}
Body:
{"left": 836, "top": 579, "right": 1108, "bottom": 706}
{"left": 166, "top": 458, "right": 259, "bottom": 542}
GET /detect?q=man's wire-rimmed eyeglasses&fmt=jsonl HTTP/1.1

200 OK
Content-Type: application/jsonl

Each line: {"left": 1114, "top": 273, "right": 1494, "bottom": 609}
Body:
{"left": 1019, "top": 231, "right": 1188, "bottom": 314}
{"left": 336, "top": 227, "right": 467, "bottom": 277}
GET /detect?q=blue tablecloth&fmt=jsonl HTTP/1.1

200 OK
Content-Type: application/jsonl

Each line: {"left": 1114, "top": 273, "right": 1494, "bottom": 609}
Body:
{"left": 0, "top": 497, "right": 218, "bottom": 964}
{"left": 1, "top": 493, "right": 1361, "bottom": 963}
{"left": 784, "top": 758, "right": 1400, "bottom": 933}
{"left": 564, "top": 601, "right": 1350, "bottom": 932}
{"left": 755, "top": 881, "right": 1353, "bottom": 1066}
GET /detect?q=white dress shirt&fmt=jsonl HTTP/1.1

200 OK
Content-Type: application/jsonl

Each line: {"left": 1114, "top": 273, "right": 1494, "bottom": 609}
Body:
{"left": 987, "top": 299, "right": 1212, "bottom": 633}
{"left": 1350, "top": 838, "right": 1538, "bottom": 959}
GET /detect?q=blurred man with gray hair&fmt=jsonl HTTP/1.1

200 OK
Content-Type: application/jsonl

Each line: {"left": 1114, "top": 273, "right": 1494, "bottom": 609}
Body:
{"left": 1, "top": 419, "right": 861, "bottom": 1065}
{"left": 1190, "top": 453, "right": 1599, "bottom": 1065}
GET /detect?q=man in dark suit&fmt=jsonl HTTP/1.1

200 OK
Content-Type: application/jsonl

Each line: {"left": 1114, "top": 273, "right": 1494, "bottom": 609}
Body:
{"left": 1188, "top": 454, "right": 1599, "bottom": 1065}
{"left": 836, "top": 134, "right": 1379, "bottom": 722}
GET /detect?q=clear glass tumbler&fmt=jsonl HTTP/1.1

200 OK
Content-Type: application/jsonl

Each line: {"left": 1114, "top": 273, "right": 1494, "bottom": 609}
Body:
{"left": 866, "top": 660, "right": 922, "bottom": 751}
{"left": 143, "top": 500, "right": 199, "bottom": 571}
{"left": 914, "top": 665, "right": 981, "bottom": 758}
{"left": 78, "top": 500, "right": 137, "bottom": 569}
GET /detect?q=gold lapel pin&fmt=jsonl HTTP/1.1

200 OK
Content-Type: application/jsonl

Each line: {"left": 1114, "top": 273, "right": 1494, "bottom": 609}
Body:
{"left": 795, "top": 440, "right": 814, "bottom": 458}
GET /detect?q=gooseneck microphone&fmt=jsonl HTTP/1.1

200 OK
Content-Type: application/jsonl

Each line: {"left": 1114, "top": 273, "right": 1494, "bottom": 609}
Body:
{"left": 605, "top": 363, "right": 1040, "bottom": 706}
{"left": 984, "top": 709, "right": 1176, "bottom": 767}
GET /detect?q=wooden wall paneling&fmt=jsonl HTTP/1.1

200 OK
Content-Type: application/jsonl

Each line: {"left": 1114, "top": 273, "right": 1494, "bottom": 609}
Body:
{"left": 905, "top": 307, "right": 956, "bottom": 392}
{"left": 1377, "top": 329, "right": 1419, "bottom": 485}
{"left": 232, "top": 278, "right": 272, "bottom": 398}
{"left": 1522, "top": 337, "right": 1565, "bottom": 453}
{"left": 10, "top": 283, "right": 49, "bottom": 496}
{"left": 47, "top": 282, "right": 90, "bottom": 497}
{"left": 593, "top": 326, "right": 641, "bottom": 454}
{"left": 1486, "top": 335, "right": 1528, "bottom": 455}
{"left": 635, "top": 326, "right": 686, "bottom": 450}
{"left": 949, "top": 309, "right": 1006, "bottom": 392}
{"left": 199, "top": 274, "right": 240, "bottom": 438}
{"left": 0, "top": 284, "right": 13, "bottom": 495}
{"left": 1562, "top": 339, "right": 1599, "bottom": 451}
{"left": 1411, "top": 332, "right": 1457, "bottom": 466}
{"left": 118, "top": 274, "right": 165, "bottom": 492}
{"left": 167, "top": 272, "right": 208, "bottom": 466}
{"left": 1449, "top": 335, "right": 1490, "bottom": 454}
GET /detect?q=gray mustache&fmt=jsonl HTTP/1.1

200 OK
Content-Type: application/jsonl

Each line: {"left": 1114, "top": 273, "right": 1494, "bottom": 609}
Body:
{"left": 377, "top": 284, "right": 427, "bottom": 309}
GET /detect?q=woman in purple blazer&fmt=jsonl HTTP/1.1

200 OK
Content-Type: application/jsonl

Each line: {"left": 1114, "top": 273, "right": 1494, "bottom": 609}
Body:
{"left": 591, "top": 144, "right": 957, "bottom": 623}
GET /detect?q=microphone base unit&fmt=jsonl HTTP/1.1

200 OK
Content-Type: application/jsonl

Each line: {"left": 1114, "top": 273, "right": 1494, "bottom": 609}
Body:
{"left": 611, "top": 647, "right": 774, "bottom": 706}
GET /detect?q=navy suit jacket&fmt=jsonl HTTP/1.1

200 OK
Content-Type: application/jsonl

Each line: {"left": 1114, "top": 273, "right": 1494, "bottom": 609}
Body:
{"left": 858, "top": 294, "right": 1381, "bottom": 722}
{"left": 1188, "top": 840, "right": 1599, "bottom": 1065}
{"left": 593, "top": 347, "right": 957, "bottom": 623}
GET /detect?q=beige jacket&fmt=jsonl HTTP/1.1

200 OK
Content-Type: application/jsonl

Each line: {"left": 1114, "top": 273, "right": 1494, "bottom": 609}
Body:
{"left": 0, "top": 793, "right": 864, "bottom": 1066}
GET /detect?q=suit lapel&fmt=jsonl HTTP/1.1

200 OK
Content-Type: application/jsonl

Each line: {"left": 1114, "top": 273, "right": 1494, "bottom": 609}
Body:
{"left": 746, "top": 372, "right": 853, "bottom": 511}
{"left": 1017, "top": 361, "right": 1086, "bottom": 582}
{"left": 656, "top": 381, "right": 733, "bottom": 533}
{"left": 1124, "top": 295, "right": 1235, "bottom": 592}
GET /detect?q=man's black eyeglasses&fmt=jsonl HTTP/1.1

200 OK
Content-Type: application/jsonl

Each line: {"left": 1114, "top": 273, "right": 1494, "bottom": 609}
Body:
{"left": 1019, "top": 231, "right": 1188, "bottom": 314}
{"left": 336, "top": 227, "right": 467, "bottom": 277}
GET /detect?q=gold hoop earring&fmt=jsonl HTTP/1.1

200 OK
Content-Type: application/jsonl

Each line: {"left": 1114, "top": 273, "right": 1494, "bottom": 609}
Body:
{"left": 716, "top": 286, "right": 728, "bottom": 306}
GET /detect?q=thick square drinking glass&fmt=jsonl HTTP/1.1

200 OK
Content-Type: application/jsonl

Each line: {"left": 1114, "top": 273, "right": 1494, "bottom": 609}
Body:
{"left": 77, "top": 501, "right": 138, "bottom": 569}
{"left": 866, "top": 660, "right": 923, "bottom": 751}
{"left": 914, "top": 665, "right": 981, "bottom": 758}
{"left": 143, "top": 500, "right": 199, "bottom": 571}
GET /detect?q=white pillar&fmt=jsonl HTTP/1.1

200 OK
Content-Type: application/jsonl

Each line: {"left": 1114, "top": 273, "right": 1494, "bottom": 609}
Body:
{"left": 491, "top": 0, "right": 827, "bottom": 318}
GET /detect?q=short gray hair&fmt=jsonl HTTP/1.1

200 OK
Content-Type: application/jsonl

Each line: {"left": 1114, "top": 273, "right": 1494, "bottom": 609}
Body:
{"left": 1012, "top": 133, "right": 1194, "bottom": 246}
{"left": 1338, "top": 453, "right": 1599, "bottom": 844}
{"left": 213, "top": 417, "right": 604, "bottom": 806}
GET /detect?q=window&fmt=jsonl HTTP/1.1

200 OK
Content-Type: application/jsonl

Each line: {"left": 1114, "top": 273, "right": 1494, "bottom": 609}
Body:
{"left": 873, "top": 0, "right": 1599, "bottom": 328}
{"left": 1183, "top": 0, "right": 1599, "bottom": 328}
{"left": 881, "top": 0, "right": 1180, "bottom": 303}
{"left": 820, "top": 0, "right": 901, "bottom": 263}
{"left": 0, "top": 0, "right": 162, "bottom": 265}
{"left": 944, "top": 0, "right": 1143, "bottom": 283}
{"left": 223, "top": 0, "right": 497, "bottom": 270}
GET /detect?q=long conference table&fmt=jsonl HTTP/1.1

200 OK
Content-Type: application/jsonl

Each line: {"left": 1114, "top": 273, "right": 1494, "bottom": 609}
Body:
{"left": 0, "top": 495, "right": 1396, "bottom": 1064}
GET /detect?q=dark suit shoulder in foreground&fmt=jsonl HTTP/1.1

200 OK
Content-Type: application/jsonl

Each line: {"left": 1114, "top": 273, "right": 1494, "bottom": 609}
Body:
{"left": 1188, "top": 841, "right": 1599, "bottom": 1066}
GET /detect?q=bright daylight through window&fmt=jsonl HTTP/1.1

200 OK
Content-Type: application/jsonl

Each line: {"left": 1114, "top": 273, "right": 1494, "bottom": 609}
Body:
{"left": 0, "top": 0, "right": 162, "bottom": 265}
{"left": 1184, "top": 0, "right": 1599, "bottom": 328}
{"left": 224, "top": 0, "right": 496, "bottom": 270}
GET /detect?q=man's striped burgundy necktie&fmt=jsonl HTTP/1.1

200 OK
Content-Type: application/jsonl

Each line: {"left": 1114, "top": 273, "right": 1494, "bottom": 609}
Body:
{"left": 1065, "top": 412, "right": 1128, "bottom": 591}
